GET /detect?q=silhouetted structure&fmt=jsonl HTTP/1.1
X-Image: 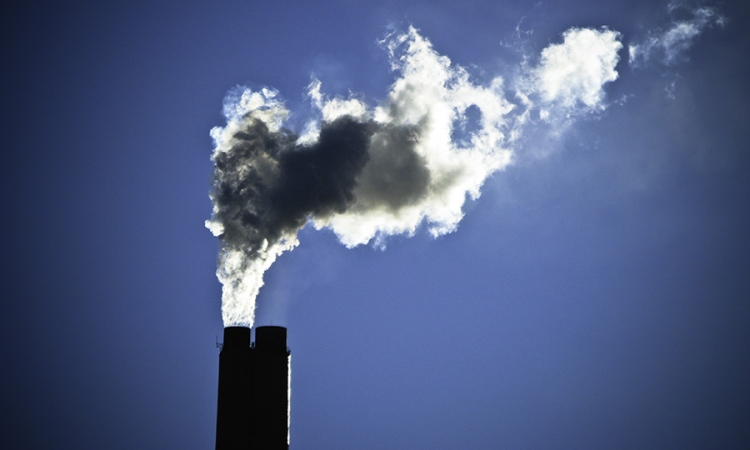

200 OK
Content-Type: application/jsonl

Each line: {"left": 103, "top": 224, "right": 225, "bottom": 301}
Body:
{"left": 216, "top": 326, "right": 290, "bottom": 450}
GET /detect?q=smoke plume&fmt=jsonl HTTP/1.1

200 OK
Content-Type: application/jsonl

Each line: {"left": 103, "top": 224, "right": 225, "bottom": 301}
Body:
{"left": 207, "top": 26, "right": 623, "bottom": 327}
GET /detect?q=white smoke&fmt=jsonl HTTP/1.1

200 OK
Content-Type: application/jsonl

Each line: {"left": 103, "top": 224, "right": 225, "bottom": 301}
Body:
{"left": 207, "top": 26, "right": 624, "bottom": 327}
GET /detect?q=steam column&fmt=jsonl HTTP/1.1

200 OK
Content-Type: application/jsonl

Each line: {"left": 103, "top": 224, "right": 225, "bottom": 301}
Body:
{"left": 253, "top": 326, "right": 291, "bottom": 450}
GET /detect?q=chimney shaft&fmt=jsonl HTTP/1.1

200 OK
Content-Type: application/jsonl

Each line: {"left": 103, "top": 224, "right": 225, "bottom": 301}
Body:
{"left": 253, "top": 326, "right": 290, "bottom": 449}
{"left": 216, "top": 327, "right": 252, "bottom": 449}
{"left": 216, "top": 326, "right": 290, "bottom": 450}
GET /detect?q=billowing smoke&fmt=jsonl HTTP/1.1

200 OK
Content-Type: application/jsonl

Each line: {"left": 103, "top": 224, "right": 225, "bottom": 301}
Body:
{"left": 207, "top": 26, "right": 623, "bottom": 327}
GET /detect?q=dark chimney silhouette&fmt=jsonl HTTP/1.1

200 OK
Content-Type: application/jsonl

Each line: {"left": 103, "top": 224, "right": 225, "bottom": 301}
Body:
{"left": 216, "top": 326, "right": 290, "bottom": 450}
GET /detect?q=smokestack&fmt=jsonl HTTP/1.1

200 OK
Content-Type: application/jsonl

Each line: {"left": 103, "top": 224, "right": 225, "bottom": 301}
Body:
{"left": 216, "top": 326, "right": 291, "bottom": 450}
{"left": 216, "top": 327, "right": 252, "bottom": 449}
{"left": 253, "top": 326, "right": 291, "bottom": 449}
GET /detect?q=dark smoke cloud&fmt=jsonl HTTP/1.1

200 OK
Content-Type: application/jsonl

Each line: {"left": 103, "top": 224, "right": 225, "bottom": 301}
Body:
{"left": 349, "top": 124, "right": 430, "bottom": 212}
{"left": 211, "top": 116, "right": 375, "bottom": 259}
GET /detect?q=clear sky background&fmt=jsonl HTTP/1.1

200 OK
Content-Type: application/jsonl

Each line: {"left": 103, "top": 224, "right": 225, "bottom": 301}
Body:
{"left": 2, "top": 0, "right": 749, "bottom": 449}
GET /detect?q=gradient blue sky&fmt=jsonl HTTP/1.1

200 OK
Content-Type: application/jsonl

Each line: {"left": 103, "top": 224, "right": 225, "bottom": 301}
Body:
{"left": 2, "top": 1, "right": 750, "bottom": 449}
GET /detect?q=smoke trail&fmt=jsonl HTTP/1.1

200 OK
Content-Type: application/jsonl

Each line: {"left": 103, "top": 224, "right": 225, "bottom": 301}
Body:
{"left": 207, "top": 26, "right": 623, "bottom": 327}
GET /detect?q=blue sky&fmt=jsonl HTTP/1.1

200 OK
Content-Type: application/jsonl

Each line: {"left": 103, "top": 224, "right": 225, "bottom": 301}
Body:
{"left": 2, "top": 1, "right": 750, "bottom": 449}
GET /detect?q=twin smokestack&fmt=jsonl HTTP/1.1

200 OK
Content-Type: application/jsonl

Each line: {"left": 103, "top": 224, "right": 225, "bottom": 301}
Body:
{"left": 216, "top": 326, "right": 290, "bottom": 450}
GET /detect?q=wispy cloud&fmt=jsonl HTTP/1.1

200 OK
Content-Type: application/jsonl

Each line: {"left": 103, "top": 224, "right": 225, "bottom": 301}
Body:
{"left": 629, "top": 3, "right": 725, "bottom": 68}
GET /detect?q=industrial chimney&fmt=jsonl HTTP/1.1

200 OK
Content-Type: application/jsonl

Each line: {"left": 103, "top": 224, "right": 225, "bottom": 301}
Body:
{"left": 216, "top": 326, "right": 290, "bottom": 450}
